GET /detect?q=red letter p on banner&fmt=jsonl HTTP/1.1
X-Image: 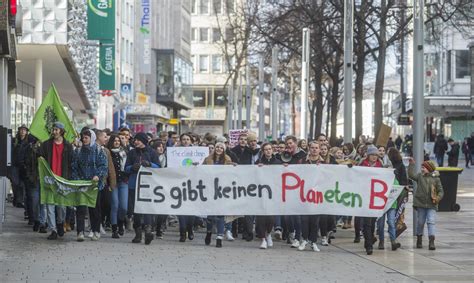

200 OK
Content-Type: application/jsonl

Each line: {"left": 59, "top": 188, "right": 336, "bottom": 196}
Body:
{"left": 369, "top": 179, "right": 388, "bottom": 209}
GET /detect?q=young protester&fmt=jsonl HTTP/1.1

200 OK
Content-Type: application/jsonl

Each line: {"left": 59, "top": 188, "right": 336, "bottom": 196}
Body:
{"left": 202, "top": 141, "right": 233, "bottom": 248}
{"left": 39, "top": 122, "right": 73, "bottom": 240}
{"left": 358, "top": 145, "right": 383, "bottom": 255}
{"left": 107, "top": 134, "right": 128, "bottom": 239}
{"left": 408, "top": 158, "right": 444, "bottom": 250}
{"left": 150, "top": 140, "right": 167, "bottom": 239}
{"left": 298, "top": 139, "right": 308, "bottom": 152}
{"left": 298, "top": 141, "right": 323, "bottom": 252}
{"left": 377, "top": 145, "right": 393, "bottom": 168}
{"left": 377, "top": 148, "right": 408, "bottom": 251}
{"left": 72, "top": 129, "right": 108, "bottom": 242}
{"left": 177, "top": 133, "right": 196, "bottom": 242}
{"left": 256, "top": 142, "right": 282, "bottom": 249}
{"left": 125, "top": 132, "right": 160, "bottom": 245}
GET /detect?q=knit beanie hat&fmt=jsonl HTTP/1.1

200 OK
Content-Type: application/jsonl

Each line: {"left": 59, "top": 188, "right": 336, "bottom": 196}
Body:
{"left": 135, "top": 132, "right": 149, "bottom": 146}
{"left": 366, "top": 145, "right": 379, "bottom": 156}
{"left": 422, "top": 160, "right": 437, "bottom": 173}
{"left": 215, "top": 141, "right": 226, "bottom": 151}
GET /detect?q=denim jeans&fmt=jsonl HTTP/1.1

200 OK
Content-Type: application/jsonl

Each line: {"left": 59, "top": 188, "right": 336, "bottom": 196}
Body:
{"left": 435, "top": 155, "right": 444, "bottom": 167}
{"left": 416, "top": 208, "right": 436, "bottom": 236}
{"left": 46, "top": 205, "right": 66, "bottom": 232}
{"left": 224, "top": 221, "right": 232, "bottom": 232}
{"left": 207, "top": 216, "right": 225, "bottom": 237}
{"left": 110, "top": 182, "right": 128, "bottom": 225}
{"left": 39, "top": 204, "right": 47, "bottom": 225}
{"left": 27, "top": 182, "right": 40, "bottom": 222}
{"left": 178, "top": 215, "right": 195, "bottom": 233}
{"left": 377, "top": 208, "right": 397, "bottom": 241}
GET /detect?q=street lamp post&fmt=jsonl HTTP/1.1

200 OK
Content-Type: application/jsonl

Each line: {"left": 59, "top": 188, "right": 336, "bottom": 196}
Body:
{"left": 300, "top": 28, "right": 310, "bottom": 140}
{"left": 271, "top": 47, "right": 279, "bottom": 140}
{"left": 343, "top": 0, "right": 353, "bottom": 143}
{"left": 412, "top": 0, "right": 425, "bottom": 235}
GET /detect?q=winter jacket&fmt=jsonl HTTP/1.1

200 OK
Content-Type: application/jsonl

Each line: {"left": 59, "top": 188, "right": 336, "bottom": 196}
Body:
{"left": 225, "top": 148, "right": 239, "bottom": 163}
{"left": 447, "top": 143, "right": 460, "bottom": 167}
{"left": 110, "top": 148, "right": 128, "bottom": 183}
{"left": 408, "top": 164, "right": 444, "bottom": 210}
{"left": 12, "top": 135, "right": 33, "bottom": 170}
{"left": 125, "top": 146, "right": 160, "bottom": 190}
{"left": 39, "top": 138, "right": 74, "bottom": 179}
{"left": 359, "top": 158, "right": 383, "bottom": 168}
{"left": 231, "top": 145, "right": 253, "bottom": 165}
{"left": 25, "top": 142, "right": 41, "bottom": 184}
{"left": 257, "top": 155, "right": 283, "bottom": 165}
{"left": 288, "top": 149, "right": 307, "bottom": 164}
{"left": 103, "top": 147, "right": 117, "bottom": 190}
{"left": 203, "top": 154, "right": 233, "bottom": 165}
{"left": 72, "top": 144, "right": 108, "bottom": 190}
{"left": 433, "top": 139, "right": 448, "bottom": 156}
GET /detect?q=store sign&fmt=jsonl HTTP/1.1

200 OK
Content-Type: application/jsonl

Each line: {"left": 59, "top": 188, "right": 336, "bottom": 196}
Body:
{"left": 99, "top": 42, "right": 115, "bottom": 90}
{"left": 120, "top": 83, "right": 131, "bottom": 98}
{"left": 87, "top": 0, "right": 115, "bottom": 40}
{"left": 139, "top": 0, "right": 151, "bottom": 74}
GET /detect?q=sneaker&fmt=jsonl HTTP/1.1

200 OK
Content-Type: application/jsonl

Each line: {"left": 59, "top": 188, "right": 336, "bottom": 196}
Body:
{"left": 225, "top": 230, "right": 235, "bottom": 241}
{"left": 38, "top": 225, "right": 47, "bottom": 233}
{"left": 47, "top": 231, "right": 58, "bottom": 240}
{"left": 274, "top": 230, "right": 282, "bottom": 240}
{"left": 100, "top": 225, "right": 106, "bottom": 235}
{"left": 266, "top": 234, "right": 273, "bottom": 247}
{"left": 205, "top": 232, "right": 212, "bottom": 245}
{"left": 112, "top": 231, "right": 120, "bottom": 239}
{"left": 91, "top": 232, "right": 99, "bottom": 241}
{"left": 77, "top": 232, "right": 85, "bottom": 242}
{"left": 87, "top": 231, "right": 94, "bottom": 238}
{"left": 321, "top": 236, "right": 329, "bottom": 246}
{"left": 216, "top": 235, "right": 223, "bottom": 248}
{"left": 354, "top": 236, "right": 361, "bottom": 243}
{"left": 311, "top": 242, "right": 320, "bottom": 252}
{"left": 291, "top": 239, "right": 300, "bottom": 248}
{"left": 156, "top": 230, "right": 163, "bottom": 239}
{"left": 259, "top": 239, "right": 267, "bottom": 249}
{"left": 298, "top": 240, "right": 308, "bottom": 251}
{"left": 289, "top": 232, "right": 295, "bottom": 242}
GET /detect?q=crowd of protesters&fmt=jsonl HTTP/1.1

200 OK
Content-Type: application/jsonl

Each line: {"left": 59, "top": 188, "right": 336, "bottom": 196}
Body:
{"left": 9, "top": 124, "right": 472, "bottom": 254}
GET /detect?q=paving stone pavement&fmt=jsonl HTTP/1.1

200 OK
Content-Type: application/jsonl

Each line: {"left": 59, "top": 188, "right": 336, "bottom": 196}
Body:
{"left": 1, "top": 164, "right": 473, "bottom": 283}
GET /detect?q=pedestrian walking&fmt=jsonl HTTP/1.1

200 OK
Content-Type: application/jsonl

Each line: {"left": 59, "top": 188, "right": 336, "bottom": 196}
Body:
{"left": 408, "top": 158, "right": 444, "bottom": 250}
{"left": 461, "top": 137, "right": 470, "bottom": 168}
{"left": 446, "top": 139, "right": 460, "bottom": 167}
{"left": 433, "top": 134, "right": 448, "bottom": 167}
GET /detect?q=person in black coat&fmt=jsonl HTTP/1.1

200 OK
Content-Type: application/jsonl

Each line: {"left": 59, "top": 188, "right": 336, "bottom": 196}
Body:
{"left": 447, "top": 139, "right": 460, "bottom": 167}
{"left": 433, "top": 134, "right": 448, "bottom": 166}
{"left": 230, "top": 133, "right": 253, "bottom": 165}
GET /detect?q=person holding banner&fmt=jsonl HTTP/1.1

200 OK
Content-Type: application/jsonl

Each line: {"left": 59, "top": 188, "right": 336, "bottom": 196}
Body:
{"left": 298, "top": 141, "right": 324, "bottom": 252}
{"left": 177, "top": 133, "right": 197, "bottom": 243}
{"left": 125, "top": 132, "right": 160, "bottom": 245}
{"left": 72, "top": 129, "right": 109, "bottom": 242}
{"left": 408, "top": 158, "right": 444, "bottom": 251}
{"left": 358, "top": 145, "right": 383, "bottom": 255}
{"left": 107, "top": 134, "right": 129, "bottom": 239}
{"left": 203, "top": 141, "right": 233, "bottom": 247}
{"left": 39, "top": 122, "right": 74, "bottom": 240}
{"left": 150, "top": 140, "right": 167, "bottom": 239}
{"left": 256, "top": 142, "right": 282, "bottom": 249}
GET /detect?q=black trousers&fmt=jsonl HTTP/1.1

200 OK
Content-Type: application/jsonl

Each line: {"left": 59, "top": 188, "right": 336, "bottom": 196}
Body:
{"left": 155, "top": 215, "right": 167, "bottom": 232}
{"left": 128, "top": 190, "right": 153, "bottom": 229}
{"left": 76, "top": 191, "right": 101, "bottom": 234}
{"left": 243, "top": 215, "right": 255, "bottom": 237}
{"left": 362, "top": 217, "right": 376, "bottom": 249}
{"left": 301, "top": 215, "right": 319, "bottom": 243}
{"left": 100, "top": 189, "right": 111, "bottom": 225}
{"left": 354, "top": 217, "right": 362, "bottom": 237}
{"left": 256, "top": 216, "right": 274, "bottom": 239}
{"left": 319, "top": 215, "right": 336, "bottom": 237}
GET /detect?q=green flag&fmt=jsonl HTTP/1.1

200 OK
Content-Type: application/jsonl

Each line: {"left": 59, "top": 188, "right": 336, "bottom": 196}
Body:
{"left": 38, "top": 157, "right": 98, "bottom": 207}
{"left": 30, "top": 84, "right": 77, "bottom": 143}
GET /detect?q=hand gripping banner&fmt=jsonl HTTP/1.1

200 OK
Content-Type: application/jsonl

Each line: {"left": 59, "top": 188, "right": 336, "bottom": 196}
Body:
{"left": 134, "top": 164, "right": 403, "bottom": 217}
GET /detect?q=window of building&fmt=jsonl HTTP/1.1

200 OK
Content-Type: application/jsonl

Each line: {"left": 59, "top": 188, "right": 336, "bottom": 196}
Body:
{"left": 191, "top": 0, "right": 197, "bottom": 14}
{"left": 130, "top": 42, "right": 133, "bottom": 65}
{"left": 213, "top": 0, "right": 222, "bottom": 14}
{"left": 225, "top": 0, "right": 234, "bottom": 14}
{"left": 212, "top": 28, "right": 221, "bottom": 42}
{"left": 121, "top": 38, "right": 126, "bottom": 62}
{"left": 191, "top": 55, "right": 196, "bottom": 72}
{"left": 200, "top": 0, "right": 209, "bottom": 14}
{"left": 125, "top": 40, "right": 129, "bottom": 63}
{"left": 447, "top": 50, "right": 452, "bottom": 81}
{"left": 214, "top": 89, "right": 226, "bottom": 106}
{"left": 212, "top": 55, "right": 222, "bottom": 73}
{"left": 200, "top": 28, "right": 209, "bottom": 42}
{"left": 130, "top": 4, "right": 134, "bottom": 28}
{"left": 224, "top": 55, "right": 235, "bottom": 72}
{"left": 455, "top": 50, "right": 470, "bottom": 79}
{"left": 191, "top": 28, "right": 198, "bottom": 41}
{"left": 199, "top": 55, "right": 209, "bottom": 72}
{"left": 225, "top": 27, "right": 234, "bottom": 42}
{"left": 193, "top": 90, "right": 207, "bottom": 107}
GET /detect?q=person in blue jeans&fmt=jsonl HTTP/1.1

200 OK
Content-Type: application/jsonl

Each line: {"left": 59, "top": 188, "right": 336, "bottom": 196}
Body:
{"left": 408, "top": 158, "right": 444, "bottom": 250}
{"left": 107, "top": 134, "right": 129, "bottom": 239}
{"left": 202, "top": 140, "right": 233, "bottom": 248}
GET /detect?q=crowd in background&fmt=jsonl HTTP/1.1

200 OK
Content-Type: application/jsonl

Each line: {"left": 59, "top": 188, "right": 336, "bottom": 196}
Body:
{"left": 8, "top": 125, "right": 472, "bottom": 254}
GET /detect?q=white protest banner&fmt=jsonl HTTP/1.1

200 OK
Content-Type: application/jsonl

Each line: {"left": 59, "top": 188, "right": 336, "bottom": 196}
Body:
{"left": 229, "top": 129, "right": 248, "bottom": 148}
{"left": 166, "top": 147, "right": 209, "bottom": 168}
{"left": 134, "top": 164, "right": 403, "bottom": 217}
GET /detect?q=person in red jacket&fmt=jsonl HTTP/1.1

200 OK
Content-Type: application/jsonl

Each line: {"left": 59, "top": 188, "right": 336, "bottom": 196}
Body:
{"left": 358, "top": 145, "right": 382, "bottom": 255}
